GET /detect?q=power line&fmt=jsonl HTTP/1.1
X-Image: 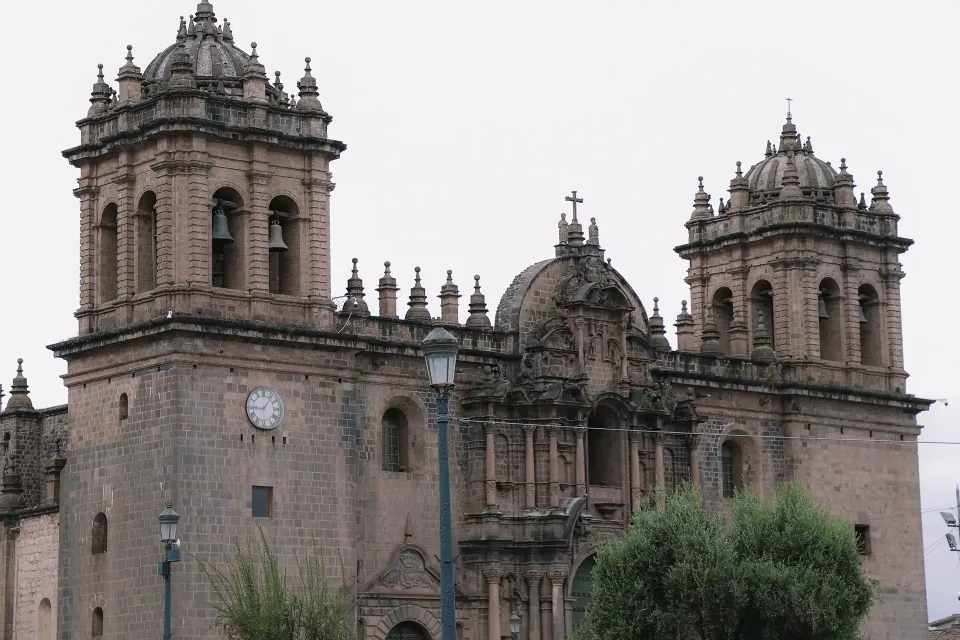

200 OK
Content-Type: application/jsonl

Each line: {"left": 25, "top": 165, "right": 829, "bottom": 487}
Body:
{"left": 459, "top": 418, "right": 952, "bottom": 446}
{"left": 925, "top": 536, "right": 946, "bottom": 557}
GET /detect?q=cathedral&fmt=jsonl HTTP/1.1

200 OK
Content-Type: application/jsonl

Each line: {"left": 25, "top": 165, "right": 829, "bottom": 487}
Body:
{"left": 0, "top": 3, "right": 933, "bottom": 639}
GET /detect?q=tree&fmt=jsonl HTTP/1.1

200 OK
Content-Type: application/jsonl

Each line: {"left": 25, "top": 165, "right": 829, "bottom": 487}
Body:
{"left": 196, "top": 527, "right": 353, "bottom": 640}
{"left": 576, "top": 483, "right": 878, "bottom": 640}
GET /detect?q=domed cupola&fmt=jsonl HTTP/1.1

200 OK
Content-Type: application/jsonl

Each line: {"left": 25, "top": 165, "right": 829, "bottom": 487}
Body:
{"left": 142, "top": 2, "right": 277, "bottom": 98}
{"left": 742, "top": 114, "right": 839, "bottom": 204}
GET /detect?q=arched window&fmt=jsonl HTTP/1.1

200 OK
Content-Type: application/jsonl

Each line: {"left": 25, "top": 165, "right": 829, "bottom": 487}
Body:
{"left": 135, "top": 191, "right": 158, "bottom": 293}
{"left": 572, "top": 555, "right": 597, "bottom": 633}
{"left": 664, "top": 448, "right": 677, "bottom": 493}
{"left": 382, "top": 408, "right": 409, "bottom": 472}
{"left": 92, "top": 513, "right": 108, "bottom": 554}
{"left": 721, "top": 440, "right": 744, "bottom": 498}
{"left": 858, "top": 284, "right": 882, "bottom": 366}
{"left": 712, "top": 287, "right": 734, "bottom": 354}
{"left": 211, "top": 188, "right": 245, "bottom": 290}
{"left": 98, "top": 204, "right": 119, "bottom": 303}
{"left": 818, "top": 278, "right": 843, "bottom": 362}
{"left": 386, "top": 621, "right": 428, "bottom": 640}
{"left": 587, "top": 406, "right": 622, "bottom": 486}
{"left": 38, "top": 598, "right": 52, "bottom": 640}
{"left": 268, "top": 196, "right": 301, "bottom": 296}
{"left": 750, "top": 280, "right": 775, "bottom": 350}
{"left": 119, "top": 393, "right": 128, "bottom": 421}
{"left": 92, "top": 607, "right": 104, "bottom": 637}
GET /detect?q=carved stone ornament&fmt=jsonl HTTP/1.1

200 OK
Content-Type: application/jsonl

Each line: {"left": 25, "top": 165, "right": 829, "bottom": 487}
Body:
{"left": 382, "top": 549, "right": 428, "bottom": 589}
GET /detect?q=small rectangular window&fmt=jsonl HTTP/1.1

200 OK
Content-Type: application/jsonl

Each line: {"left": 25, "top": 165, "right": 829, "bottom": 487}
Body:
{"left": 854, "top": 524, "right": 870, "bottom": 555}
{"left": 252, "top": 486, "right": 273, "bottom": 518}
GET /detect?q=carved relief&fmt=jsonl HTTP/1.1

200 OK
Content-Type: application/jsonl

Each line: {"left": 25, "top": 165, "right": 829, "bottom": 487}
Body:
{"left": 382, "top": 549, "right": 429, "bottom": 589}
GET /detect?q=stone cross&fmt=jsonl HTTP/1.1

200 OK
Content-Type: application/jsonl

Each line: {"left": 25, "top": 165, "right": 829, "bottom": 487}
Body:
{"left": 565, "top": 190, "right": 583, "bottom": 222}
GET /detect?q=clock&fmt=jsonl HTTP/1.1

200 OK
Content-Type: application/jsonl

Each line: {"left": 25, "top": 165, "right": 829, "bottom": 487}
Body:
{"left": 245, "top": 387, "right": 284, "bottom": 430}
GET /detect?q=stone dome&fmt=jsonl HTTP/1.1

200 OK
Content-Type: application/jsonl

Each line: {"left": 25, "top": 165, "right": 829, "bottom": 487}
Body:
{"left": 143, "top": 2, "right": 252, "bottom": 83}
{"left": 742, "top": 116, "right": 839, "bottom": 202}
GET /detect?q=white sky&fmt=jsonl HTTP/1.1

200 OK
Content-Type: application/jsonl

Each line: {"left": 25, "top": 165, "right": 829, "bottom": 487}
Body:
{"left": 1, "top": 0, "right": 957, "bottom": 622}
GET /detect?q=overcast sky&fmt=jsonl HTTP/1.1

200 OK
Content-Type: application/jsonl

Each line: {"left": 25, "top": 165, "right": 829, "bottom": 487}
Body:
{"left": 1, "top": 0, "right": 957, "bottom": 621}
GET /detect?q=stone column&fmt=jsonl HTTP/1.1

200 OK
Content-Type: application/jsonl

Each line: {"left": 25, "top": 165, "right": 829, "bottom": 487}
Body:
{"left": 654, "top": 431, "right": 665, "bottom": 509}
{"left": 547, "top": 425, "right": 560, "bottom": 508}
{"left": 628, "top": 430, "right": 642, "bottom": 510}
{"left": 574, "top": 427, "right": 587, "bottom": 497}
{"left": 485, "top": 566, "right": 503, "bottom": 640}
{"left": 689, "top": 433, "right": 701, "bottom": 490}
{"left": 524, "top": 425, "right": 537, "bottom": 510}
{"left": 524, "top": 570, "right": 543, "bottom": 640}
{"left": 116, "top": 150, "right": 136, "bottom": 300}
{"left": 247, "top": 159, "right": 272, "bottom": 292}
{"left": 540, "top": 590, "right": 552, "bottom": 640}
{"left": 549, "top": 568, "right": 567, "bottom": 640}
{"left": 485, "top": 424, "right": 498, "bottom": 511}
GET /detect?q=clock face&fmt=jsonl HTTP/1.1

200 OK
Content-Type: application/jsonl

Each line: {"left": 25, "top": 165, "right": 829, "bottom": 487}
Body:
{"left": 245, "top": 387, "right": 284, "bottom": 430}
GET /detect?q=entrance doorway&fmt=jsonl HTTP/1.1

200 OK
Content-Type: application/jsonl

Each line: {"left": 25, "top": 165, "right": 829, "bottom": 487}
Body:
{"left": 571, "top": 555, "right": 597, "bottom": 632}
{"left": 386, "top": 621, "right": 430, "bottom": 640}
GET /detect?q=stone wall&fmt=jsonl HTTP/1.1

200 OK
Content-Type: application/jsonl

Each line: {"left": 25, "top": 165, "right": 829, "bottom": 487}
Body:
{"left": 15, "top": 512, "right": 59, "bottom": 640}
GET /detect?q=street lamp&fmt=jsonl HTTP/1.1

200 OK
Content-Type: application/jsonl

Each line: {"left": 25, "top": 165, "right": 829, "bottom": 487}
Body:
{"left": 158, "top": 502, "right": 181, "bottom": 640}
{"left": 422, "top": 326, "right": 460, "bottom": 640}
{"left": 510, "top": 612, "right": 521, "bottom": 640}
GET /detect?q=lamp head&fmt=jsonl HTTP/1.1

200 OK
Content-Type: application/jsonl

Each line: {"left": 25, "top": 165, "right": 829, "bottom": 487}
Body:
{"left": 421, "top": 326, "right": 460, "bottom": 389}
{"left": 158, "top": 501, "right": 180, "bottom": 545}
{"left": 942, "top": 511, "right": 958, "bottom": 527}
{"left": 509, "top": 612, "right": 521, "bottom": 635}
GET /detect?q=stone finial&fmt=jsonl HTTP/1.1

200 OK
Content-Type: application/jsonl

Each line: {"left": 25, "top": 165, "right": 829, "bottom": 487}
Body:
{"left": 243, "top": 42, "right": 268, "bottom": 102}
{"left": 296, "top": 57, "right": 324, "bottom": 111}
{"left": 177, "top": 15, "right": 188, "bottom": 40}
{"left": 405, "top": 267, "right": 431, "bottom": 322}
{"left": 690, "top": 177, "right": 712, "bottom": 220}
{"left": 343, "top": 258, "right": 370, "bottom": 317}
{"left": 557, "top": 213, "right": 569, "bottom": 246}
{"left": 222, "top": 18, "right": 234, "bottom": 41}
{"left": 832, "top": 157, "right": 855, "bottom": 206}
{"left": 274, "top": 71, "right": 288, "bottom": 105}
{"left": 649, "top": 297, "right": 671, "bottom": 352}
{"left": 779, "top": 114, "right": 799, "bottom": 151}
{"left": 167, "top": 42, "right": 196, "bottom": 89}
{"left": 3, "top": 360, "right": 33, "bottom": 412}
{"left": 0, "top": 385, "right": 4, "bottom": 410}
{"left": 751, "top": 311, "right": 777, "bottom": 364}
{"left": 778, "top": 152, "right": 803, "bottom": 199}
{"left": 858, "top": 192, "right": 868, "bottom": 210}
{"left": 727, "top": 161, "right": 749, "bottom": 210}
{"left": 244, "top": 42, "right": 267, "bottom": 77}
{"left": 187, "top": 13, "right": 196, "bottom": 36}
{"left": 438, "top": 270, "right": 461, "bottom": 325}
{"left": 765, "top": 140, "right": 773, "bottom": 157}
{"left": 377, "top": 261, "right": 400, "bottom": 318}
{"left": 87, "top": 64, "right": 113, "bottom": 117}
{"left": 586, "top": 217, "right": 600, "bottom": 246}
{"left": 699, "top": 307, "right": 724, "bottom": 355}
{"left": 675, "top": 301, "right": 696, "bottom": 352}
{"left": 717, "top": 198, "right": 726, "bottom": 215}
{"left": 804, "top": 135, "right": 814, "bottom": 154}
{"left": 869, "top": 170, "right": 894, "bottom": 214}
{"left": 465, "top": 275, "right": 492, "bottom": 329}
{"left": 117, "top": 45, "right": 143, "bottom": 104}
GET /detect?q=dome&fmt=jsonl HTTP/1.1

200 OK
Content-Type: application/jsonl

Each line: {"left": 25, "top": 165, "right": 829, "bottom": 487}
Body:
{"left": 742, "top": 116, "right": 838, "bottom": 202}
{"left": 143, "top": 3, "right": 253, "bottom": 83}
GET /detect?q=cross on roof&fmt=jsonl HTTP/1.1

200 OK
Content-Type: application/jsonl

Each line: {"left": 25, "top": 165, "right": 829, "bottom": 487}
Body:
{"left": 786, "top": 97, "right": 793, "bottom": 119}
{"left": 565, "top": 190, "right": 583, "bottom": 222}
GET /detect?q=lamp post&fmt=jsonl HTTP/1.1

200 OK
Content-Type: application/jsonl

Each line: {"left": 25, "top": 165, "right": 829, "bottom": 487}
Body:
{"left": 158, "top": 502, "right": 181, "bottom": 640}
{"left": 510, "top": 612, "right": 521, "bottom": 640}
{"left": 422, "top": 327, "right": 460, "bottom": 640}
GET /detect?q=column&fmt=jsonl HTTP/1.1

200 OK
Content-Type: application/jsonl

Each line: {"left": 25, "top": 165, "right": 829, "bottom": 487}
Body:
{"left": 689, "top": 433, "right": 701, "bottom": 490}
{"left": 574, "top": 427, "right": 586, "bottom": 497}
{"left": 654, "top": 431, "right": 665, "bottom": 509}
{"left": 540, "top": 591, "right": 552, "bottom": 640}
{"left": 628, "top": 430, "right": 642, "bottom": 510}
{"left": 549, "top": 568, "right": 567, "bottom": 640}
{"left": 485, "top": 566, "right": 502, "bottom": 640}
{"left": 485, "top": 424, "right": 498, "bottom": 511}
{"left": 547, "top": 425, "right": 560, "bottom": 508}
{"left": 524, "top": 425, "right": 537, "bottom": 510}
{"left": 524, "top": 570, "right": 543, "bottom": 640}
{"left": 247, "top": 157, "right": 271, "bottom": 292}
{"left": 304, "top": 156, "right": 334, "bottom": 300}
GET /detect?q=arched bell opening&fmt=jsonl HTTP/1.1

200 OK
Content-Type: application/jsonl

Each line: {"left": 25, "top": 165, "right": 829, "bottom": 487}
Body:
{"left": 858, "top": 284, "right": 883, "bottom": 366}
{"left": 712, "top": 287, "right": 734, "bottom": 353}
{"left": 135, "top": 191, "right": 158, "bottom": 293}
{"left": 817, "top": 278, "right": 843, "bottom": 362}
{"left": 98, "top": 203, "right": 119, "bottom": 304}
{"left": 268, "top": 196, "right": 301, "bottom": 296}
{"left": 587, "top": 405, "right": 622, "bottom": 487}
{"left": 750, "top": 280, "right": 775, "bottom": 350}
{"left": 211, "top": 187, "right": 245, "bottom": 290}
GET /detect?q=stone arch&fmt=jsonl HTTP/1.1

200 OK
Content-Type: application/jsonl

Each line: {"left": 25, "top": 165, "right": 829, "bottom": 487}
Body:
{"left": 569, "top": 551, "right": 598, "bottom": 633}
{"left": 118, "top": 393, "right": 129, "bottom": 422}
{"left": 268, "top": 194, "right": 302, "bottom": 296}
{"left": 92, "top": 606, "right": 104, "bottom": 637}
{"left": 817, "top": 277, "right": 843, "bottom": 362}
{"left": 92, "top": 512, "right": 108, "bottom": 554}
{"left": 371, "top": 604, "right": 440, "bottom": 640}
{"left": 135, "top": 190, "right": 158, "bottom": 293}
{"left": 711, "top": 286, "right": 734, "bottom": 353}
{"left": 38, "top": 598, "right": 52, "bottom": 640}
{"left": 382, "top": 408, "right": 409, "bottom": 473}
{"left": 749, "top": 279, "right": 775, "bottom": 350}
{"left": 720, "top": 426, "right": 761, "bottom": 496}
{"left": 858, "top": 283, "right": 883, "bottom": 367}
{"left": 587, "top": 402, "right": 623, "bottom": 487}
{"left": 379, "top": 394, "right": 428, "bottom": 474}
{"left": 211, "top": 186, "right": 246, "bottom": 290}
{"left": 98, "top": 202, "right": 119, "bottom": 304}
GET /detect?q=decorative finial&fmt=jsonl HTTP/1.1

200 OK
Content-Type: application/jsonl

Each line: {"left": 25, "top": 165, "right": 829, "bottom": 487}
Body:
{"left": 446, "top": 270, "right": 453, "bottom": 283}
{"left": 653, "top": 296, "right": 660, "bottom": 311}
{"left": 465, "top": 275, "right": 492, "bottom": 329}
{"left": 384, "top": 261, "right": 392, "bottom": 276}
{"left": 405, "top": 267, "right": 431, "bottom": 322}
{"left": 876, "top": 170, "right": 884, "bottom": 185}
{"left": 649, "top": 297, "right": 670, "bottom": 351}
{"left": 414, "top": 266, "right": 422, "bottom": 285}
{"left": 97, "top": 64, "right": 104, "bottom": 82}
{"left": 351, "top": 257, "right": 359, "bottom": 277}
{"left": 15, "top": 359, "right": 22, "bottom": 377}
{"left": 296, "top": 56, "right": 323, "bottom": 111}
{"left": 177, "top": 16, "right": 187, "bottom": 39}
{"left": 736, "top": 161, "right": 743, "bottom": 178}
{"left": 681, "top": 300, "right": 688, "bottom": 313}
{"left": 3, "top": 359, "right": 32, "bottom": 412}
{"left": 751, "top": 310, "right": 776, "bottom": 364}
{"left": 222, "top": 18, "right": 233, "bottom": 40}
{"left": 187, "top": 14, "right": 196, "bottom": 36}
{"left": 869, "top": 170, "right": 894, "bottom": 213}
{"left": 805, "top": 135, "right": 814, "bottom": 154}
{"left": 765, "top": 140, "right": 773, "bottom": 157}
{"left": 474, "top": 275, "right": 482, "bottom": 292}
{"left": 250, "top": 42, "right": 259, "bottom": 60}
{"left": 344, "top": 258, "right": 369, "bottom": 316}
{"left": 697, "top": 176, "right": 704, "bottom": 191}
{"left": 305, "top": 56, "right": 312, "bottom": 72}
{"left": 858, "top": 192, "right": 868, "bottom": 210}
{"left": 839, "top": 158, "right": 848, "bottom": 172}
{"left": 126, "top": 45, "right": 134, "bottom": 64}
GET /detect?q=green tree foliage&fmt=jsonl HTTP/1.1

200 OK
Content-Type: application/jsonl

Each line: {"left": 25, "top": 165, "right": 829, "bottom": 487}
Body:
{"left": 196, "top": 527, "right": 353, "bottom": 640}
{"left": 577, "top": 483, "right": 878, "bottom": 640}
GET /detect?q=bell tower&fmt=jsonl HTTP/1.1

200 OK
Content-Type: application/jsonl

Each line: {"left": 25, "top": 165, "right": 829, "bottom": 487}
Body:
{"left": 675, "top": 113, "right": 911, "bottom": 392}
{"left": 63, "top": 6, "right": 345, "bottom": 335}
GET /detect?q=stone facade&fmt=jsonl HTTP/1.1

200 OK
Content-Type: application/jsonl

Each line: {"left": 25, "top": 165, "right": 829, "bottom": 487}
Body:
{"left": 0, "top": 3, "right": 934, "bottom": 640}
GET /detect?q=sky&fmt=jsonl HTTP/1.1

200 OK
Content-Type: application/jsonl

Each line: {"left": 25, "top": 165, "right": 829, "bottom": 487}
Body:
{"left": 0, "top": 0, "right": 957, "bottom": 622}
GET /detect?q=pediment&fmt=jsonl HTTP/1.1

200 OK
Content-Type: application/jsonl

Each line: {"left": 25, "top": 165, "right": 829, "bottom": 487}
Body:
{"left": 360, "top": 546, "right": 444, "bottom": 597}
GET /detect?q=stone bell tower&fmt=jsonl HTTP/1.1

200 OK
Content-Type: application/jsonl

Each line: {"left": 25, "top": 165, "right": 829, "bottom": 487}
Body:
{"left": 675, "top": 112, "right": 911, "bottom": 393}
{"left": 63, "top": 1, "right": 345, "bottom": 335}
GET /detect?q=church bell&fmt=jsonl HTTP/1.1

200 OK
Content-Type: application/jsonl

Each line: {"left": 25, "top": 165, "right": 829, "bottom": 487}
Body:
{"left": 859, "top": 304, "right": 868, "bottom": 324}
{"left": 211, "top": 204, "right": 234, "bottom": 244}
{"left": 818, "top": 295, "right": 829, "bottom": 319}
{"left": 268, "top": 218, "right": 288, "bottom": 252}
